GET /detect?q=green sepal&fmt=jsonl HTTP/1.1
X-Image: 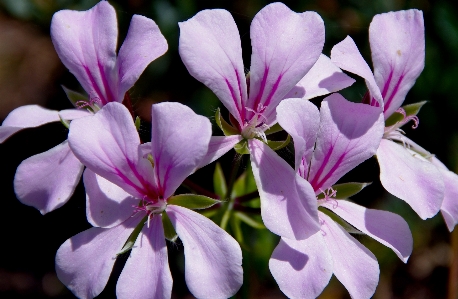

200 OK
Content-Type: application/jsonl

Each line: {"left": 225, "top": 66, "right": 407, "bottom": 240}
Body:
{"left": 117, "top": 215, "right": 147, "bottom": 255}
{"left": 167, "top": 194, "right": 220, "bottom": 210}
{"left": 385, "top": 101, "right": 427, "bottom": 127}
{"left": 318, "top": 206, "right": 362, "bottom": 234}
{"left": 215, "top": 108, "right": 239, "bottom": 136}
{"left": 317, "top": 182, "right": 371, "bottom": 200}
{"left": 213, "top": 163, "right": 227, "bottom": 199}
{"left": 264, "top": 123, "right": 283, "bottom": 135}
{"left": 234, "top": 211, "right": 266, "bottom": 229}
{"left": 62, "top": 85, "right": 88, "bottom": 107}
{"left": 135, "top": 116, "right": 141, "bottom": 131}
{"left": 162, "top": 212, "right": 178, "bottom": 242}
{"left": 234, "top": 139, "right": 250, "bottom": 155}
{"left": 59, "top": 115, "right": 70, "bottom": 129}
{"left": 267, "top": 134, "right": 291, "bottom": 151}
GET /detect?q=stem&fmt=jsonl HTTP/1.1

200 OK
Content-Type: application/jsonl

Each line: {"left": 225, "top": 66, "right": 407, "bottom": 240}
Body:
{"left": 182, "top": 178, "right": 219, "bottom": 199}
{"left": 448, "top": 228, "right": 458, "bottom": 299}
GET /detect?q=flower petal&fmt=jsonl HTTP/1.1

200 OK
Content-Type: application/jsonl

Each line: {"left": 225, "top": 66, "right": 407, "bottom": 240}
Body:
{"left": 14, "top": 141, "right": 83, "bottom": 214}
{"left": 59, "top": 109, "right": 92, "bottom": 121}
{"left": 432, "top": 158, "right": 458, "bottom": 231}
{"left": 269, "top": 234, "right": 333, "bottom": 299}
{"left": 84, "top": 169, "right": 138, "bottom": 228}
{"left": 197, "top": 135, "right": 242, "bottom": 169}
{"left": 51, "top": 1, "right": 118, "bottom": 104}
{"left": 150, "top": 102, "right": 211, "bottom": 199}
{"left": 249, "top": 139, "right": 320, "bottom": 240}
{"left": 308, "top": 94, "right": 384, "bottom": 192}
{"left": 248, "top": 3, "right": 324, "bottom": 124}
{"left": 321, "top": 200, "right": 412, "bottom": 262}
{"left": 320, "top": 212, "right": 379, "bottom": 299}
{"left": 69, "top": 102, "right": 156, "bottom": 199}
{"left": 116, "top": 215, "right": 172, "bottom": 299}
{"left": 166, "top": 205, "right": 243, "bottom": 299}
{"left": 179, "top": 9, "right": 247, "bottom": 124}
{"left": 331, "top": 36, "right": 383, "bottom": 107}
{"left": 55, "top": 213, "right": 142, "bottom": 299}
{"left": 369, "top": 10, "right": 425, "bottom": 118}
{"left": 117, "top": 15, "right": 168, "bottom": 100}
{"left": 377, "top": 139, "right": 444, "bottom": 219}
{"left": 276, "top": 98, "right": 320, "bottom": 173}
{"left": 284, "top": 54, "right": 355, "bottom": 101}
{"left": 0, "top": 105, "right": 60, "bottom": 143}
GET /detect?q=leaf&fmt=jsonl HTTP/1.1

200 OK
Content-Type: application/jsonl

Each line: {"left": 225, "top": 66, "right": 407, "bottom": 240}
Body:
{"left": 264, "top": 123, "right": 283, "bottom": 135}
{"left": 167, "top": 194, "right": 220, "bottom": 210}
{"left": 234, "top": 211, "right": 266, "bottom": 229}
{"left": 267, "top": 134, "right": 291, "bottom": 151}
{"left": 213, "top": 163, "right": 227, "bottom": 198}
{"left": 117, "top": 215, "right": 147, "bottom": 255}
{"left": 162, "top": 212, "right": 178, "bottom": 242}
{"left": 215, "top": 108, "right": 239, "bottom": 136}
{"left": 317, "top": 182, "right": 372, "bottom": 200}
{"left": 231, "top": 171, "right": 247, "bottom": 198}
{"left": 234, "top": 139, "right": 250, "bottom": 155}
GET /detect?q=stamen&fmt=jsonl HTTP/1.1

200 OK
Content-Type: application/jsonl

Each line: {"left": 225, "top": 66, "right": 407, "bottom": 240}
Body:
{"left": 75, "top": 96, "right": 102, "bottom": 112}
{"left": 317, "top": 187, "right": 338, "bottom": 208}
{"left": 241, "top": 104, "right": 270, "bottom": 143}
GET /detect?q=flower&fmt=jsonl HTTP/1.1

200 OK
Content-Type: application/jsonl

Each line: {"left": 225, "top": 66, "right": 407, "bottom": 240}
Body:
{"left": 250, "top": 96, "right": 412, "bottom": 298}
{"left": 0, "top": 1, "right": 167, "bottom": 213}
{"left": 331, "top": 9, "right": 458, "bottom": 229}
{"left": 58, "top": 101, "right": 243, "bottom": 299}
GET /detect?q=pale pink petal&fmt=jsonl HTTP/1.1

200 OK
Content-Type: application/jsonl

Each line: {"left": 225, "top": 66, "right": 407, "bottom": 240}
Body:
{"left": 369, "top": 10, "right": 424, "bottom": 118}
{"left": 320, "top": 212, "right": 379, "bottom": 299}
{"left": 248, "top": 3, "right": 324, "bottom": 124}
{"left": 51, "top": 1, "right": 119, "bottom": 104}
{"left": 117, "top": 215, "right": 172, "bottom": 299}
{"left": 0, "top": 105, "right": 60, "bottom": 143}
{"left": 179, "top": 9, "right": 247, "bottom": 124}
{"left": 117, "top": 15, "right": 168, "bottom": 100}
{"left": 285, "top": 54, "right": 355, "bottom": 100}
{"left": 321, "top": 200, "right": 412, "bottom": 262}
{"left": 166, "top": 205, "right": 243, "bottom": 299}
{"left": 269, "top": 234, "right": 333, "bottom": 299}
{"left": 150, "top": 102, "right": 211, "bottom": 199}
{"left": 197, "top": 135, "right": 242, "bottom": 169}
{"left": 55, "top": 213, "right": 142, "bottom": 299}
{"left": 276, "top": 98, "right": 320, "bottom": 173}
{"left": 59, "top": 109, "right": 92, "bottom": 120}
{"left": 249, "top": 139, "right": 320, "bottom": 240}
{"left": 14, "top": 141, "right": 83, "bottom": 214}
{"left": 331, "top": 36, "right": 383, "bottom": 107}
{"left": 377, "top": 139, "right": 444, "bottom": 219}
{"left": 432, "top": 158, "right": 458, "bottom": 231}
{"left": 308, "top": 94, "right": 384, "bottom": 192}
{"left": 69, "top": 102, "right": 156, "bottom": 199}
{"left": 84, "top": 169, "right": 138, "bottom": 228}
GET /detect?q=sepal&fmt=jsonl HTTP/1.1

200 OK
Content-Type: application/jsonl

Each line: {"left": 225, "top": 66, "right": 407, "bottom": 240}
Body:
{"left": 162, "top": 212, "right": 178, "bottom": 242}
{"left": 215, "top": 108, "right": 239, "bottom": 136}
{"left": 385, "top": 101, "right": 427, "bottom": 127}
{"left": 319, "top": 206, "right": 362, "bottom": 235}
{"left": 213, "top": 162, "right": 227, "bottom": 198}
{"left": 317, "top": 182, "right": 372, "bottom": 200}
{"left": 234, "top": 139, "right": 250, "bottom": 155}
{"left": 267, "top": 134, "right": 291, "bottom": 151}
{"left": 62, "top": 85, "right": 88, "bottom": 108}
{"left": 167, "top": 194, "right": 221, "bottom": 210}
{"left": 117, "top": 215, "right": 146, "bottom": 255}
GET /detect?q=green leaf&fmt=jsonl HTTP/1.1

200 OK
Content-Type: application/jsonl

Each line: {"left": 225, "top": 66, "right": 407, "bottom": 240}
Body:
{"left": 234, "top": 211, "right": 266, "bottom": 229}
{"left": 318, "top": 206, "right": 362, "bottom": 234}
{"left": 317, "top": 182, "right": 372, "bottom": 200}
{"left": 267, "top": 134, "right": 291, "bottom": 151}
{"left": 231, "top": 171, "right": 247, "bottom": 198}
{"left": 215, "top": 108, "right": 239, "bottom": 136}
{"left": 117, "top": 215, "right": 147, "bottom": 255}
{"left": 230, "top": 215, "right": 244, "bottom": 244}
{"left": 162, "top": 212, "right": 178, "bottom": 242}
{"left": 264, "top": 123, "right": 283, "bottom": 135}
{"left": 167, "top": 194, "right": 220, "bottom": 210}
{"left": 234, "top": 139, "right": 250, "bottom": 155}
{"left": 62, "top": 85, "right": 88, "bottom": 107}
{"left": 213, "top": 163, "right": 227, "bottom": 199}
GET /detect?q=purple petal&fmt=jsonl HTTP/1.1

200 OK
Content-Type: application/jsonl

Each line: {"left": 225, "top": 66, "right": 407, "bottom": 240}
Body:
{"left": 59, "top": 109, "right": 92, "bottom": 120}
{"left": 285, "top": 54, "right": 355, "bottom": 100}
{"left": 150, "top": 102, "right": 211, "bottom": 199}
{"left": 69, "top": 102, "right": 157, "bottom": 199}
{"left": 179, "top": 9, "right": 247, "bottom": 124}
{"left": 116, "top": 215, "right": 172, "bottom": 299}
{"left": 331, "top": 36, "right": 383, "bottom": 107}
{"left": 432, "top": 158, "right": 458, "bottom": 231}
{"left": 0, "top": 105, "right": 60, "bottom": 143}
{"left": 166, "top": 205, "right": 243, "bottom": 299}
{"left": 269, "top": 234, "right": 333, "bottom": 299}
{"left": 276, "top": 98, "right": 320, "bottom": 174}
{"left": 248, "top": 3, "right": 324, "bottom": 124}
{"left": 51, "top": 1, "right": 119, "bottom": 104}
{"left": 377, "top": 139, "right": 444, "bottom": 219}
{"left": 320, "top": 212, "right": 379, "bottom": 299}
{"left": 249, "top": 139, "right": 320, "bottom": 240}
{"left": 369, "top": 10, "right": 424, "bottom": 118}
{"left": 308, "top": 94, "right": 384, "bottom": 192}
{"left": 197, "top": 135, "right": 242, "bottom": 169}
{"left": 14, "top": 141, "right": 83, "bottom": 214}
{"left": 55, "top": 213, "right": 142, "bottom": 299}
{"left": 117, "top": 15, "right": 168, "bottom": 100}
{"left": 321, "top": 200, "right": 412, "bottom": 262}
{"left": 84, "top": 169, "right": 138, "bottom": 228}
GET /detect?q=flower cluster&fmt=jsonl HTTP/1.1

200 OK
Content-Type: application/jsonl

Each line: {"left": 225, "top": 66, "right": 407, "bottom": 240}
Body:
{"left": 2, "top": 1, "right": 457, "bottom": 298}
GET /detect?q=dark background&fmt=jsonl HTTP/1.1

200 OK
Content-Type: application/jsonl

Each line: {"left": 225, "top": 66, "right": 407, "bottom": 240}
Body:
{"left": 0, "top": 0, "right": 457, "bottom": 298}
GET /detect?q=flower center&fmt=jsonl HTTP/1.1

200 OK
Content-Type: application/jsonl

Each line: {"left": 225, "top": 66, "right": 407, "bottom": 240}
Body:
{"left": 240, "top": 104, "right": 269, "bottom": 143}
{"left": 75, "top": 96, "right": 102, "bottom": 112}
{"left": 133, "top": 197, "right": 167, "bottom": 228}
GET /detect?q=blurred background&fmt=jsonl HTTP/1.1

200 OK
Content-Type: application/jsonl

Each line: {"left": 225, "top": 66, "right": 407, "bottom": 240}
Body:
{"left": 0, "top": 0, "right": 457, "bottom": 298}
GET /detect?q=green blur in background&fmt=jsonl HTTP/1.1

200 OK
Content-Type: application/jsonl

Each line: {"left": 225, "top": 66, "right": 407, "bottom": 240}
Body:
{"left": 0, "top": 0, "right": 457, "bottom": 298}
